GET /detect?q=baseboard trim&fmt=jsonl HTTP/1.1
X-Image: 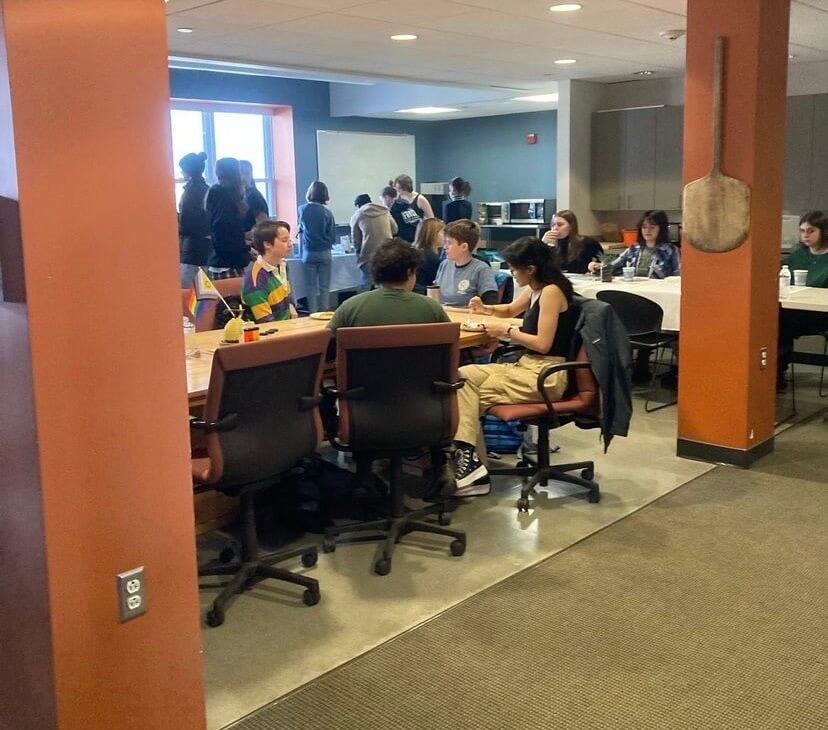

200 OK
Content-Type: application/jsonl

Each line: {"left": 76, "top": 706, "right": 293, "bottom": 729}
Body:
{"left": 676, "top": 436, "right": 775, "bottom": 468}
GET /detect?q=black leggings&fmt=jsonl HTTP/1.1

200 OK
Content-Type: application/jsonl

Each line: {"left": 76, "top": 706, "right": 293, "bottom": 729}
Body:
{"left": 778, "top": 308, "right": 828, "bottom": 374}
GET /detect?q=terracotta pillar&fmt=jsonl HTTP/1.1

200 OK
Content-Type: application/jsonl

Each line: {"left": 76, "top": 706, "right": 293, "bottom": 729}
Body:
{"left": 0, "top": 1, "right": 205, "bottom": 728}
{"left": 677, "top": 0, "right": 790, "bottom": 466}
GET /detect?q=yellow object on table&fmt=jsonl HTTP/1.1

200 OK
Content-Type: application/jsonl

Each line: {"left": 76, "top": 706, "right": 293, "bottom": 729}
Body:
{"left": 223, "top": 317, "right": 243, "bottom": 343}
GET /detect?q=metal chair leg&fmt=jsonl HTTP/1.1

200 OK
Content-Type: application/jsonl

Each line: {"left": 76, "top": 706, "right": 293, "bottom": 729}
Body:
{"left": 645, "top": 343, "right": 677, "bottom": 413}
{"left": 819, "top": 335, "right": 827, "bottom": 398}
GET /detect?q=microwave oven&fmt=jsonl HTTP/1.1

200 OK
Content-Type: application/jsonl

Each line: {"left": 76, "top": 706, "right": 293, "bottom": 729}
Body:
{"left": 477, "top": 202, "right": 510, "bottom": 225}
{"left": 509, "top": 199, "right": 556, "bottom": 225}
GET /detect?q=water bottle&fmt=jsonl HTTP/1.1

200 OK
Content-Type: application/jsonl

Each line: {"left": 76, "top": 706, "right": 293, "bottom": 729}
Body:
{"left": 779, "top": 265, "right": 791, "bottom": 299}
{"left": 183, "top": 317, "right": 198, "bottom": 358}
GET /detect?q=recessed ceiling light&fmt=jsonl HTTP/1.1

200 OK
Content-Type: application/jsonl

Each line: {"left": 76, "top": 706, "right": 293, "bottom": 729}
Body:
{"left": 634, "top": 70, "right": 655, "bottom": 76}
{"left": 396, "top": 106, "right": 460, "bottom": 114}
{"left": 554, "top": 59, "right": 577, "bottom": 65}
{"left": 549, "top": 3, "right": 582, "bottom": 11}
{"left": 513, "top": 93, "right": 559, "bottom": 102}
{"left": 176, "top": 27, "right": 194, "bottom": 33}
{"left": 391, "top": 34, "right": 418, "bottom": 41}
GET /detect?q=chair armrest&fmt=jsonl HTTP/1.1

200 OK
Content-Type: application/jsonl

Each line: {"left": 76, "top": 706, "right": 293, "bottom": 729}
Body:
{"left": 189, "top": 413, "right": 239, "bottom": 433}
{"left": 323, "top": 385, "right": 366, "bottom": 400}
{"left": 536, "top": 361, "right": 594, "bottom": 423}
{"left": 492, "top": 344, "right": 526, "bottom": 363}
{"left": 433, "top": 379, "right": 465, "bottom": 393}
{"left": 298, "top": 394, "right": 322, "bottom": 411}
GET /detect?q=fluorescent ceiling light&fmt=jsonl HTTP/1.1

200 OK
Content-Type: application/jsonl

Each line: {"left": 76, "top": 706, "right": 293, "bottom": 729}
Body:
{"left": 554, "top": 58, "right": 577, "bottom": 65}
{"left": 396, "top": 106, "right": 460, "bottom": 114}
{"left": 391, "top": 34, "right": 418, "bottom": 41}
{"left": 549, "top": 3, "right": 582, "bottom": 11}
{"left": 513, "top": 93, "right": 559, "bottom": 102}
{"left": 177, "top": 27, "right": 194, "bottom": 33}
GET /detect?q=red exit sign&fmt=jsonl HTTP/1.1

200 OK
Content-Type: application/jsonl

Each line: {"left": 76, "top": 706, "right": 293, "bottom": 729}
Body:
{"left": 526, "top": 132, "right": 538, "bottom": 145}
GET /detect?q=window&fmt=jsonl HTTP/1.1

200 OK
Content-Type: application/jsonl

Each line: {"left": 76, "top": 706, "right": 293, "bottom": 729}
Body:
{"left": 170, "top": 105, "right": 276, "bottom": 214}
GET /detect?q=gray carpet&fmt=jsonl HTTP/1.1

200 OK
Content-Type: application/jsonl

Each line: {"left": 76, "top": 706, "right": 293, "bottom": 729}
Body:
{"left": 230, "top": 416, "right": 828, "bottom": 730}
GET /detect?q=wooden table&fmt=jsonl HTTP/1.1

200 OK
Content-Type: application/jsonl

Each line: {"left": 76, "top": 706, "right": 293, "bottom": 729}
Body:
{"left": 184, "top": 308, "right": 511, "bottom": 406}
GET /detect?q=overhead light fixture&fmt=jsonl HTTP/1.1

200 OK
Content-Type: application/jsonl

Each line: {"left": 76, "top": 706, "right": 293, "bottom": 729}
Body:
{"left": 176, "top": 27, "right": 194, "bottom": 33}
{"left": 391, "top": 34, "right": 418, "bottom": 41}
{"left": 634, "top": 70, "right": 655, "bottom": 76}
{"left": 396, "top": 106, "right": 460, "bottom": 114}
{"left": 554, "top": 59, "right": 577, "bottom": 65}
{"left": 513, "top": 93, "right": 559, "bottom": 102}
{"left": 549, "top": 3, "right": 582, "bottom": 11}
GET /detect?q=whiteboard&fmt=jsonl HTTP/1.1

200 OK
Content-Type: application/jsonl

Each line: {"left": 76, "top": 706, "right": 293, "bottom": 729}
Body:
{"left": 316, "top": 130, "right": 416, "bottom": 224}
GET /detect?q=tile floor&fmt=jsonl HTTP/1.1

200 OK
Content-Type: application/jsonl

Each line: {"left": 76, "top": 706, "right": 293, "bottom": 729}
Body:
{"left": 201, "top": 367, "right": 826, "bottom": 730}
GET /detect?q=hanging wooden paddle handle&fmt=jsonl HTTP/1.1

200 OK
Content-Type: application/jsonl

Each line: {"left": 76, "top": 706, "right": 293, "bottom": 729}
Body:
{"left": 711, "top": 36, "right": 724, "bottom": 173}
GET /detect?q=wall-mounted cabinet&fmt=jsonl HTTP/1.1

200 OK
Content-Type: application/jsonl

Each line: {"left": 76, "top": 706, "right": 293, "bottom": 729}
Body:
{"left": 591, "top": 106, "right": 683, "bottom": 211}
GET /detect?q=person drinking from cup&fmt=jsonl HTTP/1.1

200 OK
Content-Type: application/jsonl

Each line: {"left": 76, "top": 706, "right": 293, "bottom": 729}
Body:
{"left": 590, "top": 210, "right": 680, "bottom": 279}
{"left": 778, "top": 210, "right": 828, "bottom": 389}
{"left": 542, "top": 210, "right": 604, "bottom": 274}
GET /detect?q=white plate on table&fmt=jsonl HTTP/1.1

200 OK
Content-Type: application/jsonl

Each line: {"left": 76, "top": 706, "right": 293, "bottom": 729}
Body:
{"left": 309, "top": 311, "right": 335, "bottom": 321}
{"left": 460, "top": 322, "right": 487, "bottom": 332}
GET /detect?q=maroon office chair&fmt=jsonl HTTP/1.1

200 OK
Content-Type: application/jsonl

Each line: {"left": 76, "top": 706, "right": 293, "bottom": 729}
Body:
{"left": 192, "top": 329, "right": 329, "bottom": 626}
{"left": 322, "top": 322, "right": 466, "bottom": 576}
{"left": 488, "top": 343, "right": 601, "bottom": 512}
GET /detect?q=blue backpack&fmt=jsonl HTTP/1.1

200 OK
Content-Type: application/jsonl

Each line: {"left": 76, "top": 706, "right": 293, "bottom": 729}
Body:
{"left": 482, "top": 415, "right": 523, "bottom": 453}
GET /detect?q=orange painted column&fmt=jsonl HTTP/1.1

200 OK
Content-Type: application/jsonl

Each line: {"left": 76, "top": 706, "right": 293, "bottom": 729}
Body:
{"left": 0, "top": 2, "right": 205, "bottom": 728}
{"left": 677, "top": 0, "right": 790, "bottom": 466}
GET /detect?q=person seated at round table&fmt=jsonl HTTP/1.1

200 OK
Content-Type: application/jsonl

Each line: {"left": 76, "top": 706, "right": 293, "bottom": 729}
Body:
{"left": 778, "top": 210, "right": 828, "bottom": 388}
{"left": 327, "top": 238, "right": 449, "bottom": 332}
{"left": 589, "top": 209, "right": 680, "bottom": 279}
{"left": 241, "top": 219, "right": 298, "bottom": 323}
{"left": 541, "top": 209, "right": 604, "bottom": 274}
{"left": 433, "top": 219, "right": 499, "bottom": 307}
{"left": 413, "top": 218, "right": 445, "bottom": 295}
{"left": 450, "top": 237, "right": 576, "bottom": 497}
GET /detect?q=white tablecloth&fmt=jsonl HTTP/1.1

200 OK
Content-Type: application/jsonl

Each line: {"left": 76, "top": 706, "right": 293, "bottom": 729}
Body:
{"left": 287, "top": 253, "right": 361, "bottom": 303}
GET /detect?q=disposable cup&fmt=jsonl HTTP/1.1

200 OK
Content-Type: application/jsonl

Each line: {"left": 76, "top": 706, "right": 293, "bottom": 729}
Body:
{"left": 426, "top": 285, "right": 441, "bottom": 302}
{"left": 793, "top": 269, "right": 808, "bottom": 286}
{"left": 622, "top": 266, "right": 635, "bottom": 282}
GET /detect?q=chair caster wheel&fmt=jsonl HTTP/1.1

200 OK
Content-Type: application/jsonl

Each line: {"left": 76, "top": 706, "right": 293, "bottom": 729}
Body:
{"left": 218, "top": 547, "right": 235, "bottom": 564}
{"left": 438, "top": 512, "right": 451, "bottom": 526}
{"left": 206, "top": 608, "right": 224, "bottom": 627}
{"left": 450, "top": 539, "right": 466, "bottom": 557}
{"left": 517, "top": 497, "right": 531, "bottom": 512}
{"left": 581, "top": 468, "right": 594, "bottom": 481}
{"left": 374, "top": 558, "right": 391, "bottom": 576}
{"left": 302, "top": 589, "right": 320, "bottom": 606}
{"left": 588, "top": 491, "right": 601, "bottom": 504}
{"left": 322, "top": 539, "right": 336, "bottom": 554}
{"left": 301, "top": 551, "right": 318, "bottom": 568}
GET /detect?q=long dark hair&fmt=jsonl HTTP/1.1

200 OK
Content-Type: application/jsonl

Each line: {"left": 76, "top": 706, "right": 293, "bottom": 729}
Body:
{"left": 555, "top": 209, "right": 583, "bottom": 264}
{"left": 637, "top": 209, "right": 670, "bottom": 246}
{"left": 215, "top": 157, "right": 245, "bottom": 214}
{"left": 800, "top": 210, "right": 828, "bottom": 248}
{"left": 504, "top": 236, "right": 573, "bottom": 301}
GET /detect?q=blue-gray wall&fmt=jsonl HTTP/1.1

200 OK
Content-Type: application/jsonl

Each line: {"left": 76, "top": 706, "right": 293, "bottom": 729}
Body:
{"left": 169, "top": 70, "right": 556, "bottom": 212}
{"left": 422, "top": 111, "right": 557, "bottom": 203}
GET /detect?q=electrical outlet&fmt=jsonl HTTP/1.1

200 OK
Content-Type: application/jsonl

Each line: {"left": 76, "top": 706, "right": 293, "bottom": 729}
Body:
{"left": 759, "top": 347, "right": 768, "bottom": 370}
{"left": 117, "top": 567, "right": 146, "bottom": 622}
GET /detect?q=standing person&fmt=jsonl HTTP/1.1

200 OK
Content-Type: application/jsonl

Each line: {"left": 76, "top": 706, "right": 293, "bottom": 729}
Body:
{"left": 591, "top": 209, "right": 679, "bottom": 278}
{"left": 413, "top": 218, "right": 444, "bottom": 294}
{"left": 450, "top": 238, "right": 576, "bottom": 496}
{"left": 382, "top": 185, "right": 419, "bottom": 243}
{"left": 393, "top": 174, "right": 435, "bottom": 220}
{"left": 541, "top": 210, "right": 604, "bottom": 274}
{"left": 778, "top": 210, "right": 828, "bottom": 388}
{"left": 298, "top": 180, "right": 336, "bottom": 312}
{"left": 442, "top": 176, "right": 473, "bottom": 224}
{"left": 350, "top": 193, "right": 397, "bottom": 292}
{"left": 239, "top": 159, "right": 269, "bottom": 234}
{"left": 206, "top": 157, "right": 250, "bottom": 280}
{"left": 241, "top": 219, "right": 298, "bottom": 323}
{"left": 177, "top": 151, "right": 210, "bottom": 287}
{"left": 434, "top": 219, "right": 499, "bottom": 307}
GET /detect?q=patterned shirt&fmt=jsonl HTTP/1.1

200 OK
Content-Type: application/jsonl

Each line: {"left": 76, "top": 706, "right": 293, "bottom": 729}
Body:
{"left": 241, "top": 256, "right": 293, "bottom": 323}
{"left": 611, "top": 243, "right": 681, "bottom": 279}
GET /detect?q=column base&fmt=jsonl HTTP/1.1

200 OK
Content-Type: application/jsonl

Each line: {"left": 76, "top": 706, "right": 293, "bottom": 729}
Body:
{"left": 676, "top": 436, "right": 774, "bottom": 468}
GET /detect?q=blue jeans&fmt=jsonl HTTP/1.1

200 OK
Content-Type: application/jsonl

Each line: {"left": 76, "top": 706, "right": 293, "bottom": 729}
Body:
{"left": 303, "top": 249, "right": 332, "bottom": 312}
{"left": 180, "top": 263, "right": 200, "bottom": 288}
{"left": 358, "top": 262, "right": 373, "bottom": 292}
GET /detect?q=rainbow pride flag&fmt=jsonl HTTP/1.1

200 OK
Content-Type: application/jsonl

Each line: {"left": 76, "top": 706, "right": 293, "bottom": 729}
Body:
{"left": 187, "top": 268, "right": 219, "bottom": 320}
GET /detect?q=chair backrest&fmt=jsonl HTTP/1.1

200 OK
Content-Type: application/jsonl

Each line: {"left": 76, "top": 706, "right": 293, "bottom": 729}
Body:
{"left": 553, "top": 344, "right": 600, "bottom": 419}
{"left": 182, "top": 289, "right": 219, "bottom": 332}
{"left": 595, "top": 290, "right": 663, "bottom": 336}
{"left": 213, "top": 277, "right": 243, "bottom": 298}
{"left": 202, "top": 329, "right": 329, "bottom": 488}
{"left": 335, "top": 322, "right": 461, "bottom": 451}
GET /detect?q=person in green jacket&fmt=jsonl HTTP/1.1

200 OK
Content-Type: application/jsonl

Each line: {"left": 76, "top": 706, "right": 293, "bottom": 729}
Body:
{"left": 778, "top": 210, "right": 828, "bottom": 389}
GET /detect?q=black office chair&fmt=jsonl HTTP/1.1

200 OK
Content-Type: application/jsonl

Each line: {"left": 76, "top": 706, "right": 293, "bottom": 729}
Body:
{"left": 596, "top": 290, "right": 678, "bottom": 412}
{"left": 322, "top": 322, "right": 467, "bottom": 576}
{"left": 192, "top": 329, "right": 329, "bottom": 626}
{"left": 487, "top": 341, "right": 602, "bottom": 512}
